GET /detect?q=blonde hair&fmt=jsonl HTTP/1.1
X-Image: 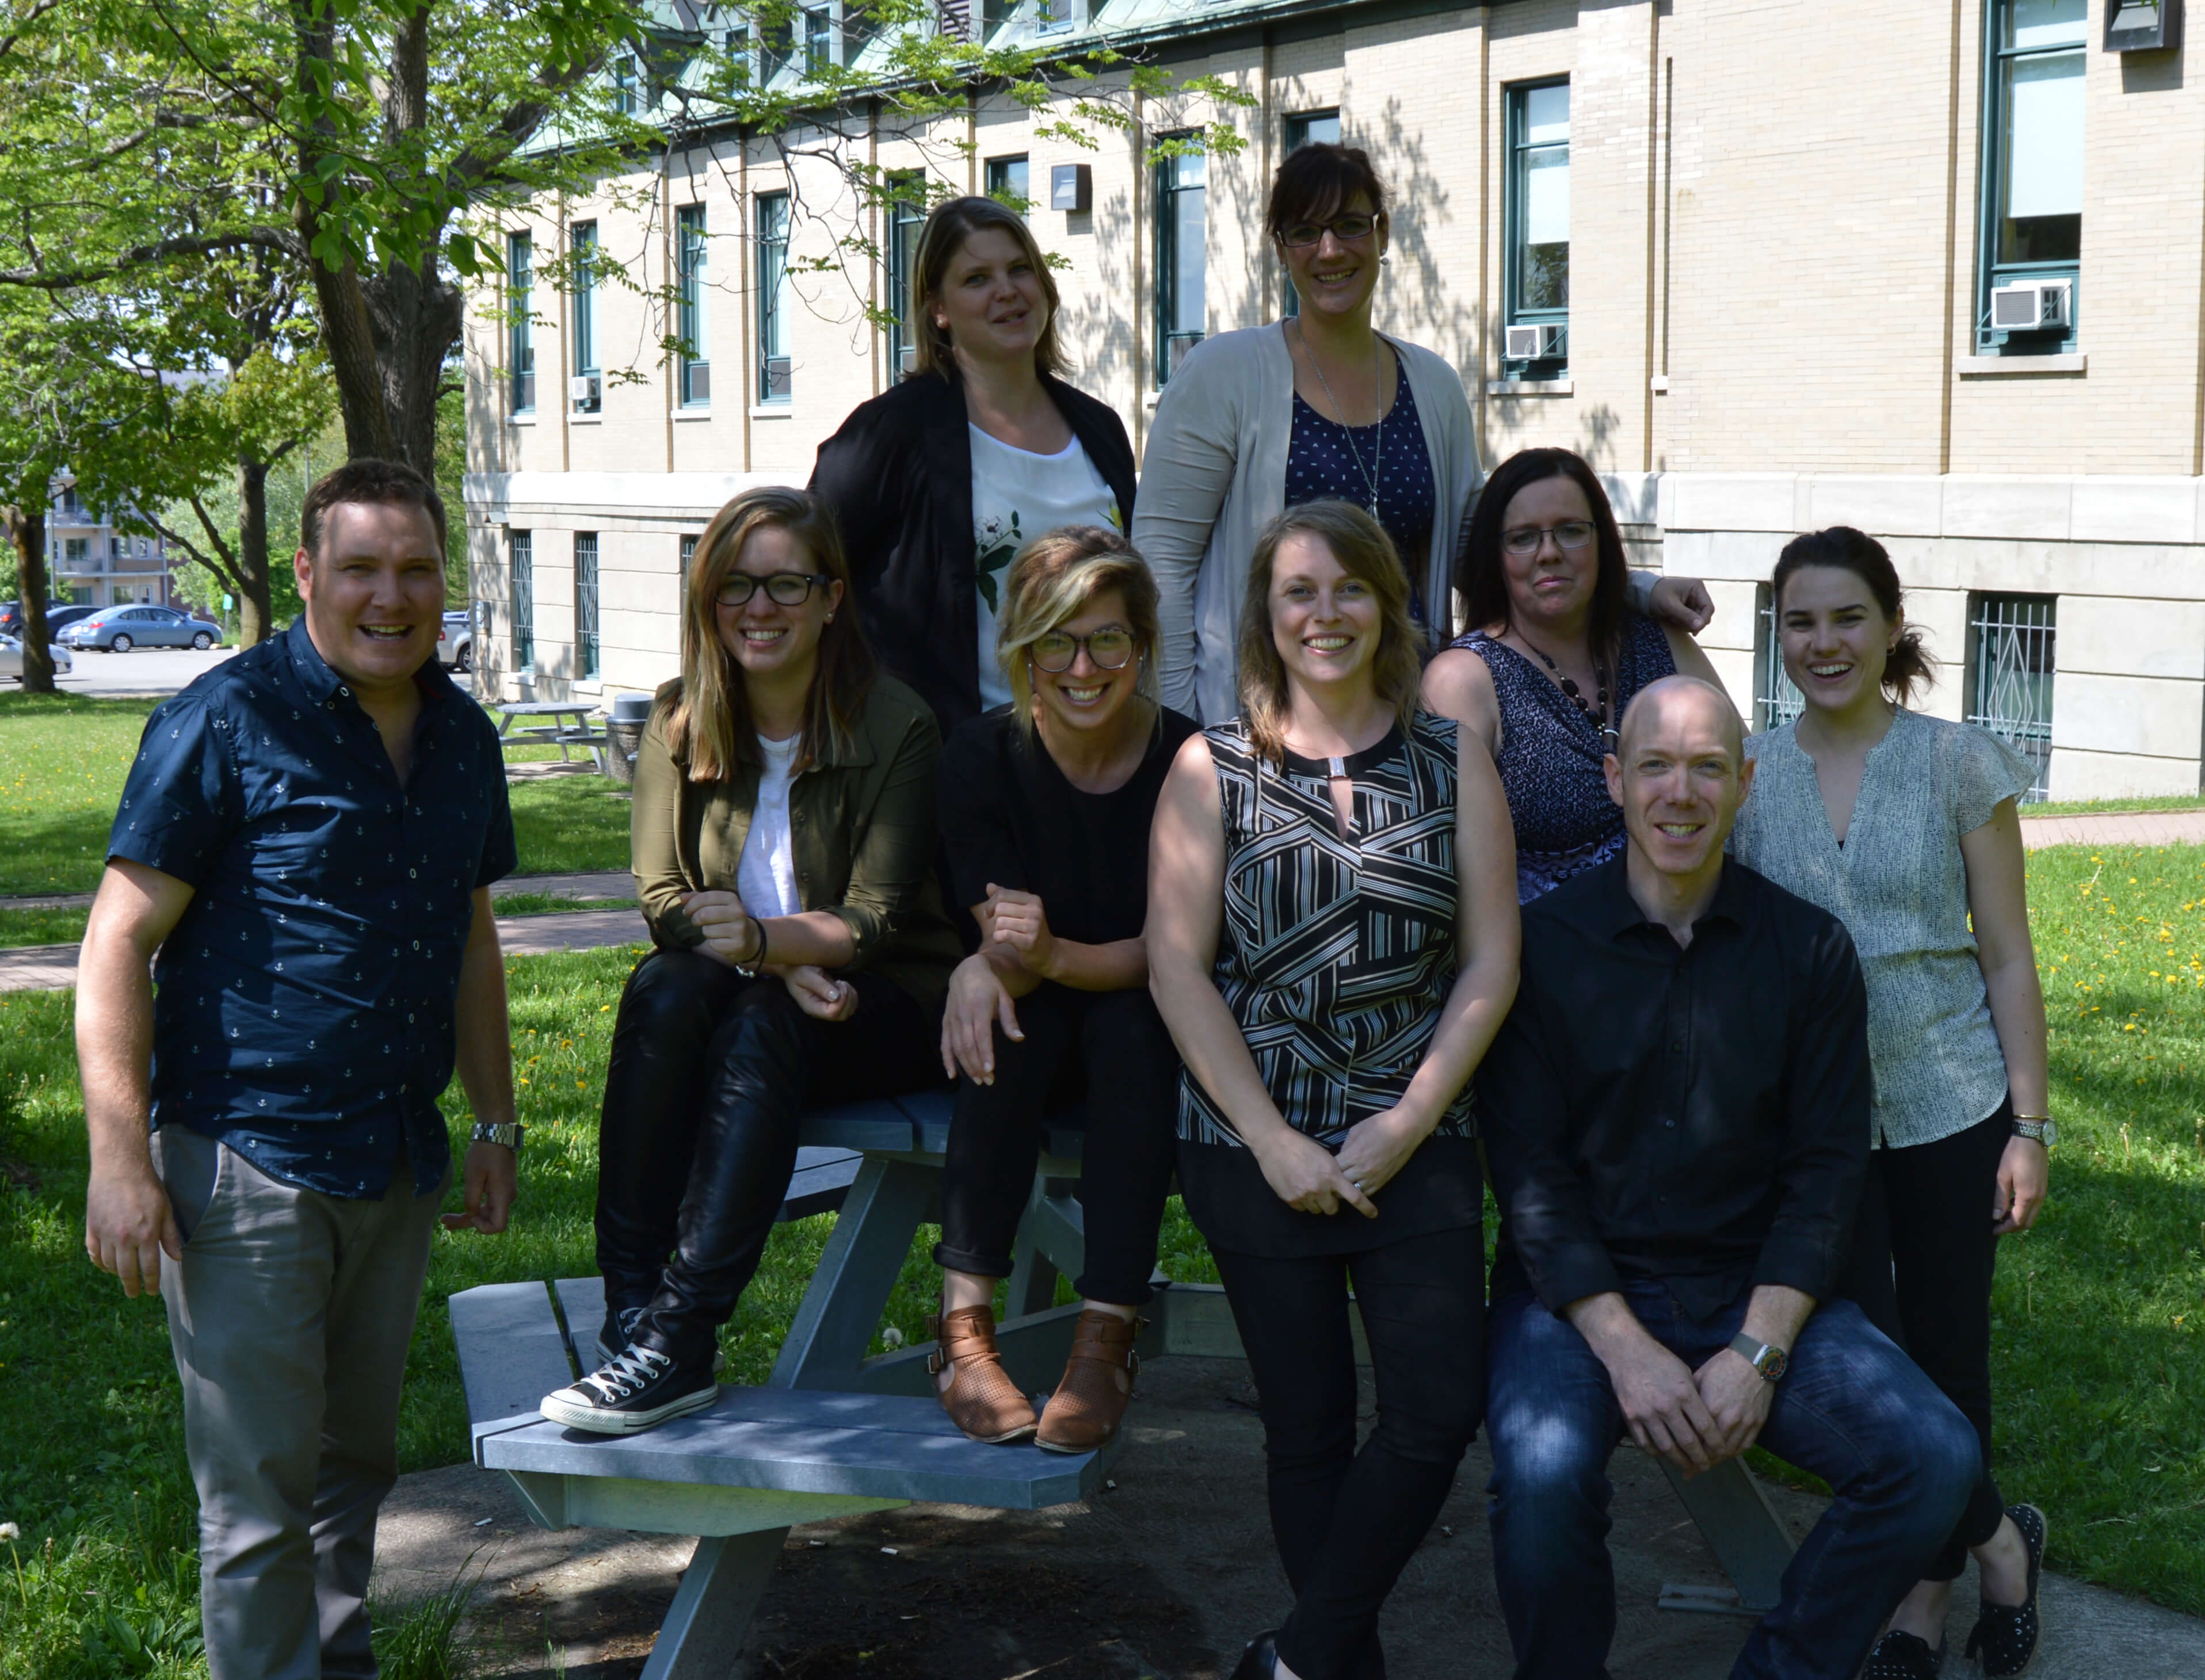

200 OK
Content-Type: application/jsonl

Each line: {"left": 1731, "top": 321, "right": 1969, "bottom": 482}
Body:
{"left": 910, "top": 196, "right": 1070, "bottom": 381}
{"left": 663, "top": 486, "right": 874, "bottom": 782}
{"left": 1236, "top": 501, "right": 1422, "bottom": 765}
{"left": 995, "top": 526, "right": 1161, "bottom": 736}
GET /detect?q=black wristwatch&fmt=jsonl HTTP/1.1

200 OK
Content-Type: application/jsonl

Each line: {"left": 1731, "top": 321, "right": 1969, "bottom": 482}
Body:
{"left": 471, "top": 1121, "right": 525, "bottom": 1154}
{"left": 1729, "top": 1331, "right": 1788, "bottom": 1383}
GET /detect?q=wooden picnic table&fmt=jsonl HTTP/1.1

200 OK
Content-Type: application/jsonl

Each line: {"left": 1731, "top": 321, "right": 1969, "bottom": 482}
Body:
{"left": 451, "top": 1090, "right": 1798, "bottom": 1676}
{"left": 494, "top": 700, "right": 608, "bottom": 766}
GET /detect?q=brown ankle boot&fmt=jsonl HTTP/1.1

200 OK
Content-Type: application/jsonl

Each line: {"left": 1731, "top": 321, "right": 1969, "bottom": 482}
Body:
{"left": 928, "top": 1305, "right": 1038, "bottom": 1444}
{"left": 1035, "top": 1308, "right": 1144, "bottom": 1454}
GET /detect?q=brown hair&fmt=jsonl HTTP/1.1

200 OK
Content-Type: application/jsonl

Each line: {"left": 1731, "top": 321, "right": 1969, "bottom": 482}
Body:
{"left": 1457, "top": 446, "right": 1630, "bottom": 658}
{"left": 301, "top": 458, "right": 447, "bottom": 561}
{"left": 995, "top": 525, "right": 1162, "bottom": 737}
{"left": 909, "top": 196, "right": 1069, "bottom": 381}
{"left": 663, "top": 486, "right": 875, "bottom": 781}
{"left": 1237, "top": 501, "right": 1422, "bottom": 766}
{"left": 1772, "top": 526, "right": 1935, "bottom": 707}
{"left": 1264, "top": 142, "right": 1390, "bottom": 245}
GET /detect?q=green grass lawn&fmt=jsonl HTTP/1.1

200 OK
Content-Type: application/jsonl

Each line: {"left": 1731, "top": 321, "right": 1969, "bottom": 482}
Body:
{"left": 0, "top": 692, "right": 631, "bottom": 903}
{"left": 2, "top": 849, "right": 2202, "bottom": 1675}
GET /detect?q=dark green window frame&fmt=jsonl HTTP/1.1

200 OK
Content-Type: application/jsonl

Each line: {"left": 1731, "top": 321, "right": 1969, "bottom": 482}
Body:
{"left": 510, "top": 530, "right": 535, "bottom": 670}
{"left": 570, "top": 221, "right": 599, "bottom": 412}
{"left": 757, "top": 191, "right": 792, "bottom": 404}
{"left": 1504, "top": 78, "right": 1570, "bottom": 376}
{"left": 985, "top": 154, "right": 1029, "bottom": 214}
{"left": 1975, "top": 0, "right": 2085, "bottom": 354}
{"left": 1153, "top": 134, "right": 1206, "bottom": 386}
{"left": 507, "top": 231, "right": 535, "bottom": 412}
{"left": 676, "top": 204, "right": 710, "bottom": 406}
{"left": 884, "top": 173, "right": 925, "bottom": 377}
{"left": 574, "top": 532, "right": 600, "bottom": 681}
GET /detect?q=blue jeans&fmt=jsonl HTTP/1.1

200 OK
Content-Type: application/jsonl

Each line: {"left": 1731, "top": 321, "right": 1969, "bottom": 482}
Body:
{"left": 1485, "top": 1282, "right": 1981, "bottom": 1680}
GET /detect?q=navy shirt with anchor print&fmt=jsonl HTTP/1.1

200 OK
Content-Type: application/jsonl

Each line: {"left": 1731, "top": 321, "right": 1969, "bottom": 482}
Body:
{"left": 107, "top": 617, "right": 517, "bottom": 1198}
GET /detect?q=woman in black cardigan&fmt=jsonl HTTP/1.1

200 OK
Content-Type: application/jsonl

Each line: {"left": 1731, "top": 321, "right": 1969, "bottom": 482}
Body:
{"left": 810, "top": 196, "right": 1138, "bottom": 732}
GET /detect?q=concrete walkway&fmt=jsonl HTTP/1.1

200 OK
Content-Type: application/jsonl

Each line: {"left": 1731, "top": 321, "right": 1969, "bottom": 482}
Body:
{"left": 2020, "top": 808, "right": 2205, "bottom": 849}
{"left": 374, "top": 1354, "right": 2205, "bottom": 1680}
{"left": 0, "top": 876, "right": 640, "bottom": 993}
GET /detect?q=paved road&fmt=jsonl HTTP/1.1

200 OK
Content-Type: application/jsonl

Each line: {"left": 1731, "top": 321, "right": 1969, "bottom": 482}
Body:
{"left": 47, "top": 644, "right": 239, "bottom": 698}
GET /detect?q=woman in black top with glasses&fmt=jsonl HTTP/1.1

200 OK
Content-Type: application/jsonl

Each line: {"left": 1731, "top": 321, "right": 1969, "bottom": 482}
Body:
{"left": 929, "top": 526, "right": 1197, "bottom": 1454}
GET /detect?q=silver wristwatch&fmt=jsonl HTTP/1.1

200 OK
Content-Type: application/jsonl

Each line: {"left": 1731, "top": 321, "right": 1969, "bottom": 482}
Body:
{"left": 471, "top": 1121, "right": 525, "bottom": 1153}
{"left": 1728, "top": 1332, "right": 1789, "bottom": 1383}
{"left": 2010, "top": 1117, "right": 2057, "bottom": 1146}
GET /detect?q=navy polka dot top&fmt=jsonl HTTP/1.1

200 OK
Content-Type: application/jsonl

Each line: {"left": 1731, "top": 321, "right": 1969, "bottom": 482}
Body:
{"left": 1285, "top": 349, "right": 1436, "bottom": 621}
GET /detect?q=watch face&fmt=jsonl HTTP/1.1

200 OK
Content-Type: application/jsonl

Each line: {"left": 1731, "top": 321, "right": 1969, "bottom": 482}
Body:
{"left": 1761, "top": 1346, "right": 1788, "bottom": 1382}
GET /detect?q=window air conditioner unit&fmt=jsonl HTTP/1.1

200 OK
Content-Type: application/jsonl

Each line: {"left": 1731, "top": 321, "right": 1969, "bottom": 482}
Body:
{"left": 1504, "top": 322, "right": 1566, "bottom": 361}
{"left": 569, "top": 374, "right": 600, "bottom": 404}
{"left": 763, "top": 356, "right": 792, "bottom": 399}
{"left": 1990, "top": 278, "right": 2072, "bottom": 333}
{"left": 898, "top": 345, "right": 918, "bottom": 375}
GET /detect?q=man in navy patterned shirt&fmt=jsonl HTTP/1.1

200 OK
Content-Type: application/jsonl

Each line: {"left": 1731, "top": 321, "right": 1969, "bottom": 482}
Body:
{"left": 75, "top": 459, "right": 521, "bottom": 1680}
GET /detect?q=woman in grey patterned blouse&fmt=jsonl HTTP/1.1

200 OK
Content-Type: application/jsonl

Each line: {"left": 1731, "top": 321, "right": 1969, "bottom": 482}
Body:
{"left": 1149, "top": 501, "right": 1519, "bottom": 1680}
{"left": 1729, "top": 528, "right": 2051, "bottom": 1680}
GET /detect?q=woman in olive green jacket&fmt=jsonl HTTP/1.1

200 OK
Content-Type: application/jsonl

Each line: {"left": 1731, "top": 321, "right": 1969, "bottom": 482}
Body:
{"left": 542, "top": 486, "right": 959, "bottom": 1437}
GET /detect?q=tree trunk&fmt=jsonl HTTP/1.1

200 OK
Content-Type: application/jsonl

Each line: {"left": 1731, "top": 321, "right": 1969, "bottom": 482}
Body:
{"left": 10, "top": 508, "right": 54, "bottom": 693}
{"left": 236, "top": 459, "right": 276, "bottom": 648}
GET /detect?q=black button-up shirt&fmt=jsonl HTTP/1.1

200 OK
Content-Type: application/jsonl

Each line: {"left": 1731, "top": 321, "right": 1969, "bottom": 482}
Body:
{"left": 1479, "top": 856, "right": 1870, "bottom": 1321}
{"left": 108, "top": 619, "right": 517, "bottom": 1199}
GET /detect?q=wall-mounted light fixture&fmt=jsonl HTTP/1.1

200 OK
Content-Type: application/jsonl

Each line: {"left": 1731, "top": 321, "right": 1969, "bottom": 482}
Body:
{"left": 2105, "top": 0, "right": 2180, "bottom": 51}
{"left": 1050, "top": 163, "right": 1092, "bottom": 214}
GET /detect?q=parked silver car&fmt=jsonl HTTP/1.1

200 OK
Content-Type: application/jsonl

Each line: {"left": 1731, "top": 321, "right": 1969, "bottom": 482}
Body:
{"left": 60, "top": 605, "right": 223, "bottom": 652}
{"left": 0, "top": 631, "right": 75, "bottom": 679}
{"left": 437, "top": 609, "right": 473, "bottom": 672}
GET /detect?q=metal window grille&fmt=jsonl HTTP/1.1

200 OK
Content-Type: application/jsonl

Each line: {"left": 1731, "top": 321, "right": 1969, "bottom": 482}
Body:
{"left": 1153, "top": 138, "right": 1206, "bottom": 385}
{"left": 510, "top": 531, "right": 535, "bottom": 670}
{"left": 1967, "top": 593, "right": 2055, "bottom": 801}
{"left": 508, "top": 232, "right": 535, "bottom": 411}
{"left": 680, "top": 534, "right": 699, "bottom": 592}
{"left": 575, "top": 533, "right": 600, "bottom": 681}
{"left": 1754, "top": 584, "right": 1805, "bottom": 733}
{"left": 756, "top": 193, "right": 791, "bottom": 403}
{"left": 677, "top": 206, "right": 710, "bottom": 405}
{"left": 885, "top": 177, "right": 925, "bottom": 377}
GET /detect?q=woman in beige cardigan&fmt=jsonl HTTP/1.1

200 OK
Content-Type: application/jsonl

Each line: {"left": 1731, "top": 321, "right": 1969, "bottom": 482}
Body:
{"left": 1136, "top": 143, "right": 1709, "bottom": 723}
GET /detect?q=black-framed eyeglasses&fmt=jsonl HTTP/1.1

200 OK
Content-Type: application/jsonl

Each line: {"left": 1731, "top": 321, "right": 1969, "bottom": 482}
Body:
{"left": 1030, "top": 628, "right": 1136, "bottom": 673}
{"left": 1500, "top": 520, "right": 1597, "bottom": 558}
{"left": 1277, "top": 213, "right": 1378, "bottom": 249}
{"left": 715, "top": 572, "right": 833, "bottom": 608}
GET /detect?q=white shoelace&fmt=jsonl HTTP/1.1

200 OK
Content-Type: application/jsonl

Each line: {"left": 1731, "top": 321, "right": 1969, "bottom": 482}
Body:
{"left": 578, "top": 1344, "right": 669, "bottom": 1403}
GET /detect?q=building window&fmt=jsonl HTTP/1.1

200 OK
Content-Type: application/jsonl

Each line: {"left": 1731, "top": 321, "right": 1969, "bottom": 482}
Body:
{"left": 1978, "top": 0, "right": 2085, "bottom": 353}
{"left": 571, "top": 221, "right": 600, "bottom": 412}
{"left": 677, "top": 204, "right": 711, "bottom": 406}
{"left": 510, "top": 531, "right": 535, "bottom": 670}
{"left": 1281, "top": 111, "right": 1341, "bottom": 317}
{"left": 508, "top": 231, "right": 535, "bottom": 412}
{"left": 1153, "top": 136, "right": 1207, "bottom": 385}
{"left": 575, "top": 532, "right": 601, "bottom": 681}
{"left": 986, "top": 155, "right": 1029, "bottom": 214}
{"left": 757, "top": 192, "right": 792, "bottom": 404}
{"left": 1752, "top": 584, "right": 1806, "bottom": 735}
{"left": 1505, "top": 80, "right": 1570, "bottom": 374}
{"left": 804, "top": 5, "right": 834, "bottom": 75}
{"left": 885, "top": 173, "right": 926, "bottom": 377}
{"left": 1036, "top": 0, "right": 1077, "bottom": 33}
{"left": 64, "top": 537, "right": 87, "bottom": 565}
{"left": 680, "top": 533, "right": 700, "bottom": 593}
{"left": 612, "top": 55, "right": 638, "bottom": 113}
{"left": 1967, "top": 593, "right": 2056, "bottom": 801}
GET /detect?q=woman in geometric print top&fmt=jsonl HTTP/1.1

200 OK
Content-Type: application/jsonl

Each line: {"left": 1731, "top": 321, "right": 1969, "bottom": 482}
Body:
{"left": 1729, "top": 528, "right": 2051, "bottom": 1680}
{"left": 1148, "top": 501, "right": 1519, "bottom": 1680}
{"left": 1423, "top": 447, "right": 1727, "bottom": 902}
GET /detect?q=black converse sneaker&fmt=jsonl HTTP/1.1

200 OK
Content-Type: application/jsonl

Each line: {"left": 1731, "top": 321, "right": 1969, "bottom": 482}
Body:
{"left": 541, "top": 1344, "right": 718, "bottom": 1435}
{"left": 593, "top": 1305, "right": 646, "bottom": 1368}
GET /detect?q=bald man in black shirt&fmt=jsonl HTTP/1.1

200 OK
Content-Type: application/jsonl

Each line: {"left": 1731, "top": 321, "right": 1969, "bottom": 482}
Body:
{"left": 1479, "top": 677, "right": 1980, "bottom": 1680}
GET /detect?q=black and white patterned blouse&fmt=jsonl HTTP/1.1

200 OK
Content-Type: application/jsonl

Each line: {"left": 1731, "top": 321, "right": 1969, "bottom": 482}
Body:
{"left": 1179, "top": 712, "right": 1474, "bottom": 1150}
{"left": 1284, "top": 349, "right": 1436, "bottom": 624}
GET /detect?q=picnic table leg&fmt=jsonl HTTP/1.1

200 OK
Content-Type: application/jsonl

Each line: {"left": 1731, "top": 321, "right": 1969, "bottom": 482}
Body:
{"left": 1004, "top": 1174, "right": 1085, "bottom": 1318}
{"left": 1657, "top": 1456, "right": 1798, "bottom": 1614}
{"left": 638, "top": 1528, "right": 788, "bottom": 1680}
{"left": 768, "top": 1155, "right": 937, "bottom": 1391}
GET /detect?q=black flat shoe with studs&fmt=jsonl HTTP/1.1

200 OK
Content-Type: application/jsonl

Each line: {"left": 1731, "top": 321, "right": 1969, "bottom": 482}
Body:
{"left": 1230, "top": 1631, "right": 1280, "bottom": 1680}
{"left": 1863, "top": 1628, "right": 1945, "bottom": 1679}
{"left": 1966, "top": 1503, "right": 2047, "bottom": 1678}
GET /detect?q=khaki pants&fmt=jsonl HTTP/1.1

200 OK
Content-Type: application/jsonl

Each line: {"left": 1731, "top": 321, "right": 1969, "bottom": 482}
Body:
{"left": 154, "top": 1126, "right": 448, "bottom": 1680}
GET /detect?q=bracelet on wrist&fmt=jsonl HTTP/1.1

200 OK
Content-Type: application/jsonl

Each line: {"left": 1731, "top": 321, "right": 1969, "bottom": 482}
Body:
{"left": 735, "top": 918, "right": 770, "bottom": 976}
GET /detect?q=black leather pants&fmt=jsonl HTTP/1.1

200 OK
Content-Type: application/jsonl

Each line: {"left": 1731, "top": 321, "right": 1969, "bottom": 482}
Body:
{"left": 594, "top": 948, "right": 939, "bottom": 1366}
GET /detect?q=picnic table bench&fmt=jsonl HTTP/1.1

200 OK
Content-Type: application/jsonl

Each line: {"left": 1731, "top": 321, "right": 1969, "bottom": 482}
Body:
{"left": 451, "top": 1090, "right": 1796, "bottom": 1675}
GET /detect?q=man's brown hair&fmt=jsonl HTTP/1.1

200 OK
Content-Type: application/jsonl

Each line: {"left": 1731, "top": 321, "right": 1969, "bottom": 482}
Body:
{"left": 300, "top": 458, "right": 448, "bottom": 562}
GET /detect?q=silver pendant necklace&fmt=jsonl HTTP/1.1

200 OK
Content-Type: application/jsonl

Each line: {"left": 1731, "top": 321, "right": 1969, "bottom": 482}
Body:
{"left": 1297, "top": 319, "right": 1384, "bottom": 518}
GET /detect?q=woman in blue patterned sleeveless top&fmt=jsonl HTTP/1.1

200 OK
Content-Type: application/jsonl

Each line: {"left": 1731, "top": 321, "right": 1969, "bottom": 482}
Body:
{"left": 1150, "top": 502, "right": 1519, "bottom": 1680}
{"left": 1424, "top": 448, "right": 1727, "bottom": 901}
